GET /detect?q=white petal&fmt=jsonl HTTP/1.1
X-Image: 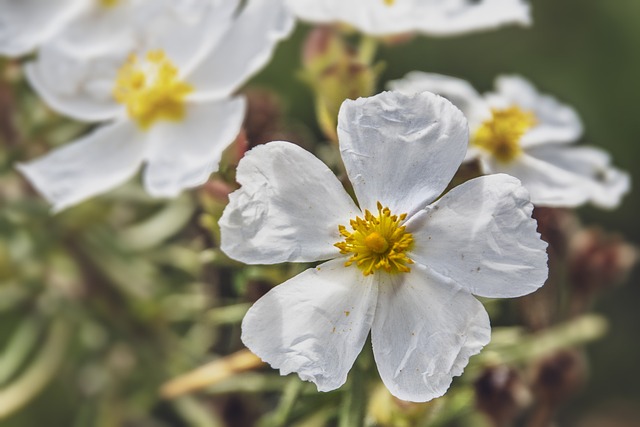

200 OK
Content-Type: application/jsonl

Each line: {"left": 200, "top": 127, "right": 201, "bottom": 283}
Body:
{"left": 25, "top": 42, "right": 125, "bottom": 122}
{"left": 285, "top": 0, "right": 530, "bottom": 37}
{"left": 526, "top": 145, "right": 631, "bottom": 209}
{"left": 242, "top": 258, "right": 377, "bottom": 392}
{"left": 488, "top": 75, "right": 583, "bottom": 147}
{"left": 16, "top": 121, "right": 144, "bottom": 212}
{"left": 338, "top": 91, "right": 468, "bottom": 217}
{"left": 187, "top": 0, "right": 294, "bottom": 99}
{"left": 143, "top": 97, "right": 246, "bottom": 198}
{"left": 387, "top": 71, "right": 492, "bottom": 136}
{"left": 0, "top": 0, "right": 83, "bottom": 56}
{"left": 371, "top": 265, "right": 490, "bottom": 402}
{"left": 220, "top": 141, "right": 359, "bottom": 264}
{"left": 406, "top": 174, "right": 548, "bottom": 298}
{"left": 130, "top": 0, "right": 240, "bottom": 75}
{"left": 415, "top": 0, "right": 531, "bottom": 36}
{"left": 482, "top": 153, "right": 594, "bottom": 208}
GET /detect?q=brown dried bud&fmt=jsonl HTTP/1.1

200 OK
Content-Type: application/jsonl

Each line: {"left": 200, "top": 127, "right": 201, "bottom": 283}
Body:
{"left": 475, "top": 365, "right": 531, "bottom": 426}
{"left": 242, "top": 88, "right": 283, "bottom": 148}
{"left": 531, "top": 349, "right": 586, "bottom": 404}
{"left": 532, "top": 207, "right": 579, "bottom": 258}
{"left": 568, "top": 227, "right": 637, "bottom": 296}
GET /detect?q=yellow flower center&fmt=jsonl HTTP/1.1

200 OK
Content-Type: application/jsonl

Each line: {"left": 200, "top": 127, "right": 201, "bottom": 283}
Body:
{"left": 100, "top": 0, "right": 120, "bottom": 8}
{"left": 113, "top": 50, "right": 193, "bottom": 130}
{"left": 335, "top": 202, "right": 414, "bottom": 276}
{"left": 473, "top": 106, "right": 537, "bottom": 163}
{"left": 383, "top": 0, "right": 396, "bottom": 5}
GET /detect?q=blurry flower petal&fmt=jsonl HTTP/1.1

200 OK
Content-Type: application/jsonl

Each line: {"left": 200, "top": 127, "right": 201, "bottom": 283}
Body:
{"left": 0, "top": 0, "right": 83, "bottom": 56}
{"left": 143, "top": 97, "right": 246, "bottom": 198}
{"left": 526, "top": 145, "right": 631, "bottom": 209}
{"left": 242, "top": 258, "right": 377, "bottom": 392}
{"left": 488, "top": 75, "right": 583, "bottom": 147}
{"left": 220, "top": 141, "right": 359, "bottom": 264}
{"left": 407, "top": 174, "right": 548, "bottom": 298}
{"left": 338, "top": 91, "right": 468, "bottom": 217}
{"left": 25, "top": 42, "right": 124, "bottom": 122}
{"left": 371, "top": 264, "right": 490, "bottom": 402}
{"left": 187, "top": 0, "right": 294, "bottom": 99}
{"left": 285, "top": 0, "right": 530, "bottom": 37}
{"left": 16, "top": 121, "right": 144, "bottom": 212}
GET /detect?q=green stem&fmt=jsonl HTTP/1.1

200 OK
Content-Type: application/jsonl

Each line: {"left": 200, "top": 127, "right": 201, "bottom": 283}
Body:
{"left": 0, "top": 319, "right": 70, "bottom": 419}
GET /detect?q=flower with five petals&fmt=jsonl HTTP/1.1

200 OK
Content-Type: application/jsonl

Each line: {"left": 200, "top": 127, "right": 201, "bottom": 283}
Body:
{"left": 219, "top": 91, "right": 548, "bottom": 402}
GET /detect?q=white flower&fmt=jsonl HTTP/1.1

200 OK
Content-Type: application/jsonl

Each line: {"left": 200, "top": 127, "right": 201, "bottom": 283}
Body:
{"left": 219, "top": 91, "right": 548, "bottom": 402}
{"left": 389, "top": 73, "right": 631, "bottom": 208}
{"left": 0, "top": 0, "right": 148, "bottom": 57}
{"left": 17, "top": 0, "right": 294, "bottom": 211}
{"left": 284, "top": 0, "right": 530, "bottom": 37}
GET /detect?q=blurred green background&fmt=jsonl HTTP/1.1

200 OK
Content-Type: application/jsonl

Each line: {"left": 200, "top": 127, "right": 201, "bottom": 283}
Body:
{"left": 1, "top": 0, "right": 638, "bottom": 425}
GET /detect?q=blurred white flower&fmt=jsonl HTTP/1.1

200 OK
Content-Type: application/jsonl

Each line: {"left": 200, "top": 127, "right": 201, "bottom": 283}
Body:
{"left": 219, "top": 91, "right": 548, "bottom": 402}
{"left": 389, "top": 73, "right": 631, "bottom": 208}
{"left": 284, "top": 0, "right": 530, "bottom": 37}
{"left": 17, "top": 0, "right": 294, "bottom": 211}
{"left": 0, "top": 0, "right": 149, "bottom": 57}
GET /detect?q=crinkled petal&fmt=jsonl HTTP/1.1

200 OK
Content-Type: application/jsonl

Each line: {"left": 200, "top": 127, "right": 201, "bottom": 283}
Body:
{"left": 487, "top": 75, "right": 583, "bottom": 147}
{"left": 406, "top": 174, "right": 548, "bottom": 298}
{"left": 371, "top": 265, "right": 491, "bottom": 402}
{"left": 187, "top": 0, "right": 294, "bottom": 99}
{"left": 388, "top": 72, "right": 490, "bottom": 126}
{"left": 220, "top": 141, "right": 359, "bottom": 264}
{"left": 285, "top": 0, "right": 530, "bottom": 37}
{"left": 143, "top": 97, "right": 245, "bottom": 198}
{"left": 338, "top": 91, "right": 468, "bottom": 217}
{"left": 16, "top": 121, "right": 144, "bottom": 212}
{"left": 25, "top": 42, "right": 124, "bottom": 122}
{"left": 242, "top": 258, "right": 377, "bottom": 392}
{"left": 0, "top": 0, "right": 83, "bottom": 56}
{"left": 526, "top": 145, "right": 631, "bottom": 209}
{"left": 482, "top": 153, "right": 595, "bottom": 208}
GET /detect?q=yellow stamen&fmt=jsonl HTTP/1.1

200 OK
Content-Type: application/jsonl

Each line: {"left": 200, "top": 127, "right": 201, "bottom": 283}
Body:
{"left": 335, "top": 202, "right": 414, "bottom": 276}
{"left": 383, "top": 0, "right": 396, "bottom": 5}
{"left": 473, "top": 106, "right": 537, "bottom": 163}
{"left": 113, "top": 50, "right": 193, "bottom": 130}
{"left": 100, "top": 0, "right": 120, "bottom": 8}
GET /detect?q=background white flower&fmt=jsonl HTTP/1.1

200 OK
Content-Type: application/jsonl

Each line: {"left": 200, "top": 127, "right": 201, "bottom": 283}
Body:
{"left": 284, "top": 0, "right": 531, "bottom": 37}
{"left": 17, "top": 0, "right": 294, "bottom": 211}
{"left": 0, "top": 0, "right": 149, "bottom": 57}
{"left": 219, "top": 91, "right": 548, "bottom": 402}
{"left": 389, "top": 72, "right": 631, "bottom": 209}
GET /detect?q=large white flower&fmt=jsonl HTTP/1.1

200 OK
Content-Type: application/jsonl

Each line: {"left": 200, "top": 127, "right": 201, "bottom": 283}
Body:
{"left": 284, "top": 0, "right": 531, "bottom": 37}
{"left": 17, "top": 0, "right": 294, "bottom": 211}
{"left": 389, "top": 73, "right": 631, "bottom": 208}
{"left": 0, "top": 0, "right": 150, "bottom": 57}
{"left": 219, "top": 91, "right": 548, "bottom": 402}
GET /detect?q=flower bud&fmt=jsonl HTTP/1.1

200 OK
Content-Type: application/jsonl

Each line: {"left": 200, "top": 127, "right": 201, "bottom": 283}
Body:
{"left": 568, "top": 227, "right": 637, "bottom": 296}
{"left": 474, "top": 365, "right": 531, "bottom": 426}
{"left": 531, "top": 349, "right": 586, "bottom": 404}
{"left": 301, "top": 26, "right": 381, "bottom": 142}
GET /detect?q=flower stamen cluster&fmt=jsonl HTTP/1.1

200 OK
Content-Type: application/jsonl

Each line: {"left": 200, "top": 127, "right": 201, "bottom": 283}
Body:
{"left": 473, "top": 106, "right": 537, "bottom": 163}
{"left": 114, "top": 50, "right": 193, "bottom": 130}
{"left": 335, "top": 202, "right": 414, "bottom": 276}
{"left": 100, "top": 0, "right": 121, "bottom": 8}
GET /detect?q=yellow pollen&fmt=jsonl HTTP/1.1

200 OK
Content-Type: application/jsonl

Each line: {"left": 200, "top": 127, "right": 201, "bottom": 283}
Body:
{"left": 383, "top": 0, "right": 396, "bottom": 5}
{"left": 473, "top": 106, "right": 537, "bottom": 163}
{"left": 335, "top": 202, "right": 414, "bottom": 276}
{"left": 113, "top": 50, "right": 193, "bottom": 130}
{"left": 100, "top": 0, "right": 120, "bottom": 8}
